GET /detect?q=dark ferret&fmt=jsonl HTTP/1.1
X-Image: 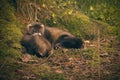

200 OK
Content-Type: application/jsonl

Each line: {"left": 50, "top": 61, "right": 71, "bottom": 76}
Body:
{"left": 27, "top": 22, "right": 83, "bottom": 49}
{"left": 21, "top": 24, "right": 52, "bottom": 57}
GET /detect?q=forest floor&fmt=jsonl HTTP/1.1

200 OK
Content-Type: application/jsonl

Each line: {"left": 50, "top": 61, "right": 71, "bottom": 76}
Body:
{"left": 0, "top": 37, "right": 120, "bottom": 80}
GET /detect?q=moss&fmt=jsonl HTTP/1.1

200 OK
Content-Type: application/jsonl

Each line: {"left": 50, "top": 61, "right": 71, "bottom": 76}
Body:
{"left": 0, "top": 0, "right": 16, "bottom": 22}
{"left": 0, "top": 0, "right": 22, "bottom": 61}
{"left": 41, "top": 73, "right": 65, "bottom": 80}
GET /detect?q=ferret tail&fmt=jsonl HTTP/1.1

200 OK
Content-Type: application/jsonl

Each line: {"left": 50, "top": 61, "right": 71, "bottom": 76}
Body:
{"left": 56, "top": 37, "right": 83, "bottom": 49}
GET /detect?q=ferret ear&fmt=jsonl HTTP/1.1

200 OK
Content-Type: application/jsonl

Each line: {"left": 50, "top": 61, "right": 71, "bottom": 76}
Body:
{"left": 27, "top": 24, "right": 33, "bottom": 34}
{"left": 27, "top": 24, "right": 32, "bottom": 29}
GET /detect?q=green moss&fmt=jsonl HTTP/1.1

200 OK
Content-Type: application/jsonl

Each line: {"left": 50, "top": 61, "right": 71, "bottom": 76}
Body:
{"left": 0, "top": 0, "right": 16, "bottom": 22}
{"left": 0, "top": 0, "right": 22, "bottom": 61}
{"left": 41, "top": 73, "right": 65, "bottom": 80}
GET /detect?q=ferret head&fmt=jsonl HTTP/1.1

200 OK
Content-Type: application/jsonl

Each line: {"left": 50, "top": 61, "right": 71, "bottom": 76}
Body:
{"left": 27, "top": 22, "right": 45, "bottom": 35}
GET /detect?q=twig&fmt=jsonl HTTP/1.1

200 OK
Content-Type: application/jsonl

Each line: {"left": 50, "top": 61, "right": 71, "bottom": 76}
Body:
{"left": 97, "top": 28, "right": 101, "bottom": 80}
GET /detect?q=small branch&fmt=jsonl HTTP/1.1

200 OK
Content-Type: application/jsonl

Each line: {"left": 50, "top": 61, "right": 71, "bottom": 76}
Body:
{"left": 97, "top": 28, "right": 101, "bottom": 80}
